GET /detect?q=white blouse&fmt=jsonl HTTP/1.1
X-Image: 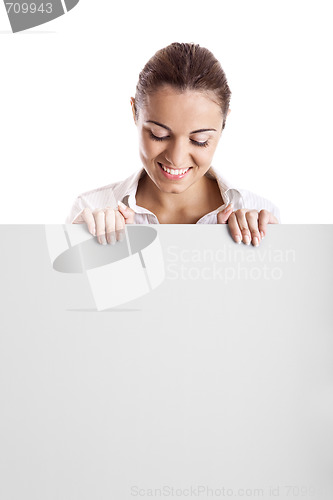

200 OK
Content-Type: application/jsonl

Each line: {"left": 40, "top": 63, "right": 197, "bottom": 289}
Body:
{"left": 66, "top": 166, "right": 281, "bottom": 225}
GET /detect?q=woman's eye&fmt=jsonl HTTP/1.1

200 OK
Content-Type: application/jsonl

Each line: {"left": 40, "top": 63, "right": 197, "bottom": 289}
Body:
{"left": 191, "top": 139, "right": 209, "bottom": 148}
{"left": 150, "top": 131, "right": 169, "bottom": 141}
{"left": 149, "top": 131, "right": 209, "bottom": 147}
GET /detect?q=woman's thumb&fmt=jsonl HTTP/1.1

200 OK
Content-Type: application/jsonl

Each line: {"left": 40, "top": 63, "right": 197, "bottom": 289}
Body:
{"left": 217, "top": 203, "right": 233, "bottom": 224}
{"left": 117, "top": 200, "right": 135, "bottom": 224}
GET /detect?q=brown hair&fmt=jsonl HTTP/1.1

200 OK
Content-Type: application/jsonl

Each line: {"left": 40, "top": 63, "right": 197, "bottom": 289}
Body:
{"left": 134, "top": 42, "right": 232, "bottom": 130}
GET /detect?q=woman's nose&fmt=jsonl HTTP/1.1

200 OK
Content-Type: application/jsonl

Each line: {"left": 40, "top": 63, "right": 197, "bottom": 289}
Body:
{"left": 164, "top": 139, "right": 190, "bottom": 168}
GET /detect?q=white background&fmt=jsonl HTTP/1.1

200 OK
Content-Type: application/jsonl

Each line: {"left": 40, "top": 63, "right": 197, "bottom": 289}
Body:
{"left": 0, "top": 0, "right": 332, "bottom": 223}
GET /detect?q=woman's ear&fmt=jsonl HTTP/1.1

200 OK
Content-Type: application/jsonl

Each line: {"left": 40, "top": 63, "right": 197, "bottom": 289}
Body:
{"left": 130, "top": 97, "right": 137, "bottom": 124}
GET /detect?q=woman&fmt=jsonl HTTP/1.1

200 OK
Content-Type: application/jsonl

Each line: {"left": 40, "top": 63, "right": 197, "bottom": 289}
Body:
{"left": 67, "top": 42, "right": 280, "bottom": 246}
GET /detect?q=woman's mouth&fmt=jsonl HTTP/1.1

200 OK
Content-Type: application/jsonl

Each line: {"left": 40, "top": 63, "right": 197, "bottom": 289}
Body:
{"left": 158, "top": 162, "right": 192, "bottom": 180}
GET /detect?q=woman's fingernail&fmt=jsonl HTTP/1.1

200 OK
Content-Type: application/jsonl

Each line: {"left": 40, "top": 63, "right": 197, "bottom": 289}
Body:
{"left": 97, "top": 233, "right": 107, "bottom": 245}
{"left": 260, "top": 231, "right": 265, "bottom": 239}
{"left": 235, "top": 235, "right": 241, "bottom": 244}
{"left": 243, "top": 235, "right": 250, "bottom": 245}
{"left": 253, "top": 237, "right": 259, "bottom": 247}
{"left": 118, "top": 200, "right": 128, "bottom": 211}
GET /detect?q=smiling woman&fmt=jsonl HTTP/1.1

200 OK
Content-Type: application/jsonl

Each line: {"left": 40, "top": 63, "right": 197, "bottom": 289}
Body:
{"left": 67, "top": 42, "right": 280, "bottom": 246}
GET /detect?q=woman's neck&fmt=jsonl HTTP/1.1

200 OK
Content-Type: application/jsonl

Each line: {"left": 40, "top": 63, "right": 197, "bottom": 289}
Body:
{"left": 136, "top": 171, "right": 223, "bottom": 224}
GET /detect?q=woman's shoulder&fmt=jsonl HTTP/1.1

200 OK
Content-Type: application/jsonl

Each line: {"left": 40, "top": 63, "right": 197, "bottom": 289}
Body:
{"left": 79, "top": 169, "right": 142, "bottom": 199}
{"left": 208, "top": 166, "right": 281, "bottom": 222}
{"left": 237, "top": 188, "right": 281, "bottom": 222}
{"left": 66, "top": 168, "right": 144, "bottom": 224}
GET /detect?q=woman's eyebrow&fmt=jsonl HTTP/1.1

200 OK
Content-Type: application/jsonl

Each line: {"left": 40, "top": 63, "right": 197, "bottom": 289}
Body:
{"left": 191, "top": 128, "right": 217, "bottom": 133}
{"left": 145, "top": 120, "right": 171, "bottom": 131}
{"left": 145, "top": 120, "right": 217, "bottom": 134}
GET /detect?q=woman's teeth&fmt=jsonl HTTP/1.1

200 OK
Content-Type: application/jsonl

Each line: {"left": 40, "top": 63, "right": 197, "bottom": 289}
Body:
{"left": 160, "top": 164, "right": 189, "bottom": 175}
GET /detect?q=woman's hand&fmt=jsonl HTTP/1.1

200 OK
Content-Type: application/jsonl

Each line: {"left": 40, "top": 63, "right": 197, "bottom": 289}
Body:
{"left": 217, "top": 203, "right": 279, "bottom": 246}
{"left": 73, "top": 201, "right": 135, "bottom": 245}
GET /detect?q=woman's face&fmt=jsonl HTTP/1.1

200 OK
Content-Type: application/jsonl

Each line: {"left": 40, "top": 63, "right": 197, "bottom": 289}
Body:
{"left": 131, "top": 85, "right": 225, "bottom": 195}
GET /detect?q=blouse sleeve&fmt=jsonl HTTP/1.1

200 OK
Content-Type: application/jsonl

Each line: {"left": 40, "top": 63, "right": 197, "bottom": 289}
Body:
{"left": 65, "top": 196, "right": 86, "bottom": 224}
